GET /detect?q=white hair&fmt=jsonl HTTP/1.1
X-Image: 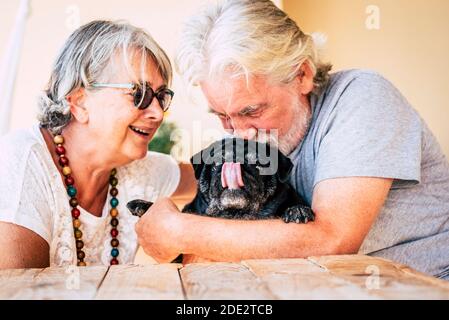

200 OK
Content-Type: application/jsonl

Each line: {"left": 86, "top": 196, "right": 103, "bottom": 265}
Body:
{"left": 175, "top": 0, "right": 331, "bottom": 92}
{"left": 38, "top": 20, "right": 172, "bottom": 134}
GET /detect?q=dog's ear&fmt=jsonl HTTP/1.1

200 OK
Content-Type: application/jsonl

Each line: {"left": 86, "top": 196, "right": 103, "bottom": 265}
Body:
{"left": 190, "top": 150, "right": 205, "bottom": 180}
{"left": 276, "top": 150, "right": 293, "bottom": 183}
{"left": 191, "top": 139, "right": 225, "bottom": 179}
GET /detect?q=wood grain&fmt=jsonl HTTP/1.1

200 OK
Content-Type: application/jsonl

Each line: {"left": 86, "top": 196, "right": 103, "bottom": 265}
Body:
{"left": 95, "top": 264, "right": 184, "bottom": 300}
{"left": 0, "top": 266, "right": 107, "bottom": 300}
{"left": 242, "top": 258, "right": 325, "bottom": 276}
{"left": 179, "top": 262, "right": 275, "bottom": 299}
{"left": 308, "top": 255, "right": 449, "bottom": 299}
{"left": 243, "top": 258, "right": 377, "bottom": 299}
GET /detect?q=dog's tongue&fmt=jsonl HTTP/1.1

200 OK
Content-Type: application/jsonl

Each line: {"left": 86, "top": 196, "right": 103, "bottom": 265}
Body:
{"left": 221, "top": 162, "right": 244, "bottom": 189}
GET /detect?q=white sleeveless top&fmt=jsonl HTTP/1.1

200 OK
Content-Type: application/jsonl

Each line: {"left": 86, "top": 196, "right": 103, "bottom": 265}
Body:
{"left": 0, "top": 124, "right": 180, "bottom": 266}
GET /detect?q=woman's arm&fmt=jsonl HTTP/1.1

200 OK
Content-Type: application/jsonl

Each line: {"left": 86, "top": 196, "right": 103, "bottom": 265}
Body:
{"left": 0, "top": 222, "right": 49, "bottom": 269}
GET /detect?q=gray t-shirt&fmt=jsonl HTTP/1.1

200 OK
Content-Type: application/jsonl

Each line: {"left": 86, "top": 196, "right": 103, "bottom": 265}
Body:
{"left": 288, "top": 69, "right": 449, "bottom": 279}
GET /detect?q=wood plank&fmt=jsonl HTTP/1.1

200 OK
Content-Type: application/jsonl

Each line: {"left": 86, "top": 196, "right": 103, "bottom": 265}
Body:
{"left": 0, "top": 268, "right": 43, "bottom": 299}
{"left": 242, "top": 258, "right": 325, "bottom": 276}
{"left": 95, "top": 264, "right": 184, "bottom": 300}
{"left": 388, "top": 261, "right": 449, "bottom": 291}
{"left": 180, "top": 262, "right": 276, "bottom": 299}
{"left": 0, "top": 266, "right": 107, "bottom": 300}
{"left": 308, "top": 255, "right": 449, "bottom": 299}
{"left": 242, "top": 258, "right": 378, "bottom": 299}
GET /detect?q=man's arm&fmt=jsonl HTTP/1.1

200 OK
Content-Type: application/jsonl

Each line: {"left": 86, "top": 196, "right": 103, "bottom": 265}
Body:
{"left": 0, "top": 222, "right": 50, "bottom": 269}
{"left": 136, "top": 177, "right": 393, "bottom": 262}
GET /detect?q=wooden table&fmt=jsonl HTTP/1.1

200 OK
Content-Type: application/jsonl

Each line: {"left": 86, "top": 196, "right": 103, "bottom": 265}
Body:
{"left": 1, "top": 255, "right": 448, "bottom": 300}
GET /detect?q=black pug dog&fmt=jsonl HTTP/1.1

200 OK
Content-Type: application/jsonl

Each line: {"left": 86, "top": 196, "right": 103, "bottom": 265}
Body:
{"left": 127, "top": 138, "right": 314, "bottom": 224}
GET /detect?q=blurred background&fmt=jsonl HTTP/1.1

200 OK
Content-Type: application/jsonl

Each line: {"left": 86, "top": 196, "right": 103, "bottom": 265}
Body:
{"left": 1, "top": 0, "right": 448, "bottom": 159}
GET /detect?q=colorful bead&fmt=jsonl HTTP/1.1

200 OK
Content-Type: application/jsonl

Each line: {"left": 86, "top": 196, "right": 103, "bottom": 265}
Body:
{"left": 111, "top": 248, "right": 119, "bottom": 257}
{"left": 110, "top": 218, "right": 119, "bottom": 227}
{"left": 77, "top": 250, "right": 85, "bottom": 260}
{"left": 65, "top": 176, "right": 75, "bottom": 186}
{"left": 111, "top": 228, "right": 119, "bottom": 237}
{"left": 110, "top": 258, "right": 119, "bottom": 265}
{"left": 110, "top": 188, "right": 118, "bottom": 197}
{"left": 74, "top": 229, "right": 83, "bottom": 239}
{"left": 59, "top": 156, "right": 69, "bottom": 166}
{"left": 76, "top": 240, "right": 84, "bottom": 249}
{"left": 73, "top": 219, "right": 81, "bottom": 228}
{"left": 53, "top": 135, "right": 64, "bottom": 144}
{"left": 111, "top": 168, "right": 117, "bottom": 176}
{"left": 109, "top": 177, "right": 118, "bottom": 187}
{"left": 110, "top": 197, "right": 119, "bottom": 208}
{"left": 111, "top": 239, "right": 119, "bottom": 247}
{"left": 110, "top": 208, "right": 118, "bottom": 217}
{"left": 67, "top": 185, "right": 77, "bottom": 197}
{"left": 71, "top": 207, "right": 80, "bottom": 218}
{"left": 62, "top": 166, "right": 72, "bottom": 176}
{"left": 55, "top": 145, "right": 66, "bottom": 155}
{"left": 77, "top": 261, "right": 86, "bottom": 267}
{"left": 70, "top": 198, "right": 78, "bottom": 207}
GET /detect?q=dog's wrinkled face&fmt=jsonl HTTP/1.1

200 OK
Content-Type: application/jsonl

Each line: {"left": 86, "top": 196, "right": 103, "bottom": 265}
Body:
{"left": 191, "top": 138, "right": 293, "bottom": 218}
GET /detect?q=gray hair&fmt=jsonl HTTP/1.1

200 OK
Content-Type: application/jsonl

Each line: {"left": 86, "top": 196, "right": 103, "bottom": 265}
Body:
{"left": 38, "top": 20, "right": 172, "bottom": 134}
{"left": 175, "top": 0, "right": 332, "bottom": 93}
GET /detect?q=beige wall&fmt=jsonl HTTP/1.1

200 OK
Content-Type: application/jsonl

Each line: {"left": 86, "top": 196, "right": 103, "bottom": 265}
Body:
{"left": 284, "top": 0, "right": 449, "bottom": 157}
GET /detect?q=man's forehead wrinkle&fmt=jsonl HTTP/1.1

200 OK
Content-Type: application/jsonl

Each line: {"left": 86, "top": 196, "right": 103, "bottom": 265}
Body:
{"left": 207, "top": 75, "right": 269, "bottom": 116}
{"left": 223, "top": 81, "right": 236, "bottom": 110}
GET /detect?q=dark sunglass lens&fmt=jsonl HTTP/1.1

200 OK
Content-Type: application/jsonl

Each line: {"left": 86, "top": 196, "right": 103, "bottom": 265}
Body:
{"left": 136, "top": 86, "right": 154, "bottom": 110}
{"left": 133, "top": 86, "right": 144, "bottom": 107}
{"left": 157, "top": 90, "right": 173, "bottom": 111}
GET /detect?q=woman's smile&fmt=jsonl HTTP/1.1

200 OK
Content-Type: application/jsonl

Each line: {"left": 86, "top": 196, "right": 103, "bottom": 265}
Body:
{"left": 129, "top": 125, "right": 154, "bottom": 140}
{"left": 129, "top": 125, "right": 152, "bottom": 137}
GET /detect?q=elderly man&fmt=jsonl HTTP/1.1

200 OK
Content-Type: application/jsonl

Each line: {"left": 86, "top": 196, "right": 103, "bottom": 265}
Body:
{"left": 136, "top": 0, "right": 449, "bottom": 279}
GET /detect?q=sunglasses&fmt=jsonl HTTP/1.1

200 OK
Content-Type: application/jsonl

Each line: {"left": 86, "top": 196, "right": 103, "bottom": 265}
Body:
{"left": 90, "top": 83, "right": 174, "bottom": 111}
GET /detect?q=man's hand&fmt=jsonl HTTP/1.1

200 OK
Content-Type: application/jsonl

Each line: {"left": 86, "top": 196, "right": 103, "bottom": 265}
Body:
{"left": 135, "top": 198, "right": 185, "bottom": 263}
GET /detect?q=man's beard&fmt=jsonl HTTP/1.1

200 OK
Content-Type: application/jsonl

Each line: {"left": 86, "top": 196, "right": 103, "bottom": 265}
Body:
{"left": 256, "top": 100, "right": 312, "bottom": 155}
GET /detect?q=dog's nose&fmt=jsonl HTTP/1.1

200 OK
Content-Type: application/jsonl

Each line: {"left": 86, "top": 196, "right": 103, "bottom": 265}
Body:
{"left": 221, "top": 162, "right": 244, "bottom": 189}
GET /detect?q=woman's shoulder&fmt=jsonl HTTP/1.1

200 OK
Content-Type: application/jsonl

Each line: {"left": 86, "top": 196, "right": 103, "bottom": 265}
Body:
{"left": 0, "top": 125, "right": 47, "bottom": 169}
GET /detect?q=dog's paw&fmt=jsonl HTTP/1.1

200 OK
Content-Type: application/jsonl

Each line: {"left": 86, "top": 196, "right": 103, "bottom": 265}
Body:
{"left": 126, "top": 199, "right": 153, "bottom": 217}
{"left": 283, "top": 205, "right": 315, "bottom": 224}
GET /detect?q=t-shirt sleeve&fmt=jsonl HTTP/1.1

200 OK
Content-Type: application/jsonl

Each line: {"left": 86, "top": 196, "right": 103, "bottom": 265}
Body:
{"left": 0, "top": 143, "right": 53, "bottom": 244}
{"left": 314, "top": 72, "right": 422, "bottom": 188}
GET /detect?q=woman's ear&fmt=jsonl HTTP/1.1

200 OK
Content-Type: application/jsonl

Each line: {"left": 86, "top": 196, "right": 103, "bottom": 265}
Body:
{"left": 66, "top": 88, "right": 89, "bottom": 124}
{"left": 296, "top": 61, "right": 314, "bottom": 95}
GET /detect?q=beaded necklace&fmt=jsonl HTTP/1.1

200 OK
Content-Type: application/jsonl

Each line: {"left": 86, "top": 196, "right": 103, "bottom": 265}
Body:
{"left": 52, "top": 134, "right": 120, "bottom": 266}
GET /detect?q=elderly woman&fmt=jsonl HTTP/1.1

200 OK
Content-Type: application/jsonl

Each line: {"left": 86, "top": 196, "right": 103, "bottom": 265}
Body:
{"left": 0, "top": 20, "right": 183, "bottom": 268}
